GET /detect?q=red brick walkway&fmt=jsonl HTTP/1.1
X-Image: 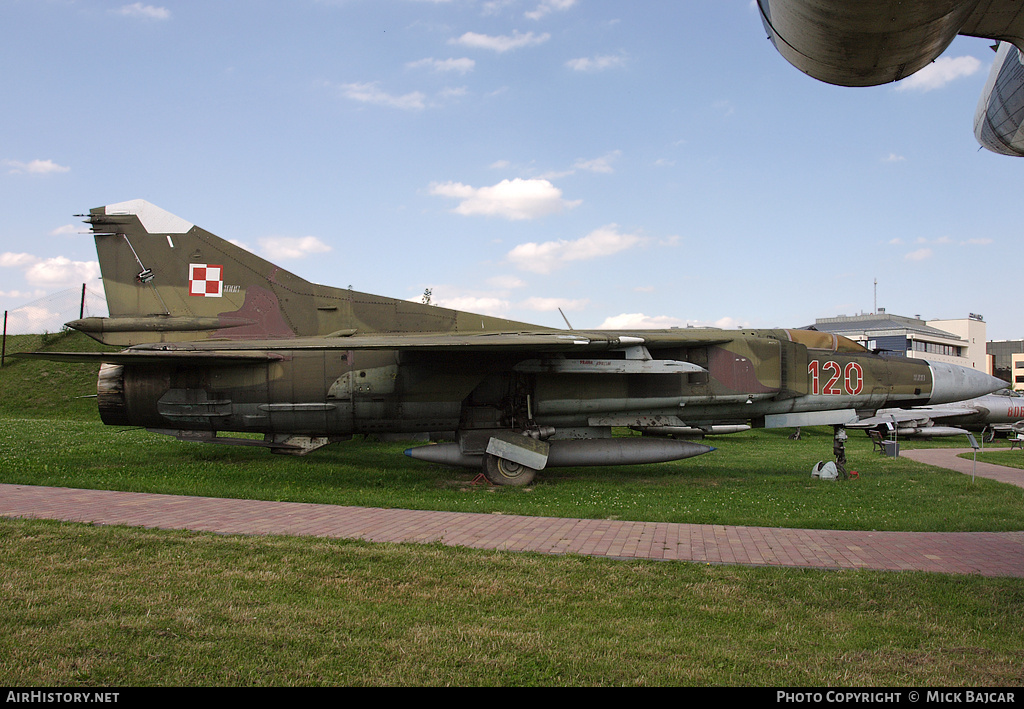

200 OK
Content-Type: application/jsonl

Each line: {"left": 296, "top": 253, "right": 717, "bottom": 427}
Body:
{"left": 2, "top": 479, "right": 1022, "bottom": 578}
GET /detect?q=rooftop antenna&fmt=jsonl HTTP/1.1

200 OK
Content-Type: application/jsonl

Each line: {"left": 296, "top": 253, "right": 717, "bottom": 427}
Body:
{"left": 873, "top": 278, "right": 877, "bottom": 314}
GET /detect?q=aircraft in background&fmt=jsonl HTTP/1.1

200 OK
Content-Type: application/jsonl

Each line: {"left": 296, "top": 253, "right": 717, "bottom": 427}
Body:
{"left": 757, "top": 0, "right": 1024, "bottom": 156}
{"left": 850, "top": 389, "right": 1024, "bottom": 439}
{"left": 21, "top": 200, "right": 1006, "bottom": 485}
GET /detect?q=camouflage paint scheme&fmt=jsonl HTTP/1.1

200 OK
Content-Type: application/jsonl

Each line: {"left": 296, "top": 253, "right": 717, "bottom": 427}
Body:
{"left": 28, "top": 201, "right": 1005, "bottom": 485}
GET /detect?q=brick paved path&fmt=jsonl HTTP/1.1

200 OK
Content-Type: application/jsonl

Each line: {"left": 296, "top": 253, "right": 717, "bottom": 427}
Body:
{"left": 2, "top": 479, "right": 1022, "bottom": 577}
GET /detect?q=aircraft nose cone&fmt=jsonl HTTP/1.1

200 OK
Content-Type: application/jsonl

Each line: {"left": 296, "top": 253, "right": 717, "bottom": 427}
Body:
{"left": 925, "top": 361, "right": 1006, "bottom": 405}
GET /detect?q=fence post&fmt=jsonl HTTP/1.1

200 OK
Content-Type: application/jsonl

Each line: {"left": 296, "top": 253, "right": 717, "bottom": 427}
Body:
{"left": 2, "top": 310, "right": 7, "bottom": 368}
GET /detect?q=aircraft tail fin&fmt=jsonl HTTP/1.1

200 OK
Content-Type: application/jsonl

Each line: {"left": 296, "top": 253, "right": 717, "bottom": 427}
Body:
{"left": 75, "top": 199, "right": 535, "bottom": 346}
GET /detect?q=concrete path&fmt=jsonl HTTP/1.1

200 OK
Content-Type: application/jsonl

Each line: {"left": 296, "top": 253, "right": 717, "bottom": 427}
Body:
{"left": 901, "top": 446, "right": 1024, "bottom": 488}
{"left": 2, "top": 479, "right": 1022, "bottom": 578}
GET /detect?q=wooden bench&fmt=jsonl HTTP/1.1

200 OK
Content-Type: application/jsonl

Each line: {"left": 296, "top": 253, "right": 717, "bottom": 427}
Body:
{"left": 867, "top": 429, "right": 886, "bottom": 453}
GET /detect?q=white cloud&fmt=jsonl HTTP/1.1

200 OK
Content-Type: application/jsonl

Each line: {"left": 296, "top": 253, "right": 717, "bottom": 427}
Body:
{"left": 2, "top": 305, "right": 65, "bottom": 335}
{"left": 962, "top": 237, "right": 993, "bottom": 246}
{"left": 0, "top": 289, "right": 42, "bottom": 299}
{"left": 712, "top": 99, "right": 735, "bottom": 117}
{"left": 487, "top": 275, "right": 526, "bottom": 289}
{"left": 904, "top": 248, "right": 933, "bottom": 261}
{"left": 566, "top": 54, "right": 627, "bottom": 72}
{"left": 25, "top": 257, "right": 101, "bottom": 286}
{"left": 438, "top": 86, "right": 468, "bottom": 100}
{"left": 450, "top": 30, "right": 550, "bottom": 53}
{"left": 520, "top": 296, "right": 589, "bottom": 312}
{"left": 895, "top": 55, "right": 982, "bottom": 92}
{"left": 407, "top": 57, "right": 475, "bottom": 74}
{"left": 336, "top": 82, "right": 427, "bottom": 110}
{"left": 4, "top": 159, "right": 70, "bottom": 175}
{"left": 113, "top": 3, "right": 170, "bottom": 20}
{"left": 595, "top": 313, "right": 744, "bottom": 330}
{"left": 1, "top": 253, "right": 101, "bottom": 287}
{"left": 506, "top": 224, "right": 645, "bottom": 274}
{"left": 50, "top": 224, "right": 79, "bottom": 236}
{"left": 1, "top": 253, "right": 39, "bottom": 268}
{"left": 429, "top": 178, "right": 580, "bottom": 220}
{"left": 257, "top": 236, "right": 332, "bottom": 260}
{"left": 572, "top": 151, "right": 620, "bottom": 174}
{"left": 540, "top": 151, "right": 622, "bottom": 179}
{"left": 526, "top": 0, "right": 577, "bottom": 20}
{"left": 433, "top": 294, "right": 511, "bottom": 317}
{"left": 595, "top": 313, "right": 688, "bottom": 330}
{"left": 883, "top": 153, "right": 906, "bottom": 162}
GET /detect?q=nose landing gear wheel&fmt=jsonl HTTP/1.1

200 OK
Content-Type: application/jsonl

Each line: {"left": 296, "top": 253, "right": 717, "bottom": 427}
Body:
{"left": 482, "top": 453, "right": 538, "bottom": 486}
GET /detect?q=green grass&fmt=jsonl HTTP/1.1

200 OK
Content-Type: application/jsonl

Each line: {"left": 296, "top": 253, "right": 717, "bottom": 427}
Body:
{"left": 0, "top": 330, "right": 115, "bottom": 420}
{"left": 960, "top": 450, "right": 1024, "bottom": 470}
{"left": 2, "top": 332, "right": 1024, "bottom": 686}
{"left": 2, "top": 518, "right": 1022, "bottom": 686}
{"left": 2, "top": 418, "right": 1022, "bottom": 532}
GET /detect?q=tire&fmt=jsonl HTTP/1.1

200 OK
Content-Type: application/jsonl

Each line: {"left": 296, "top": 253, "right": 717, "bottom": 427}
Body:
{"left": 482, "top": 453, "right": 538, "bottom": 486}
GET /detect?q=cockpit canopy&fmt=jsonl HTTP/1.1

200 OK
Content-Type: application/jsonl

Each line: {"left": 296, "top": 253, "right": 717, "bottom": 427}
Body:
{"left": 784, "top": 329, "right": 868, "bottom": 354}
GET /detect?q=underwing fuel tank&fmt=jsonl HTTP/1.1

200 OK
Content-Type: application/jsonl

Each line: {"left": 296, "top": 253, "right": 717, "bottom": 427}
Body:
{"left": 405, "top": 437, "right": 714, "bottom": 469}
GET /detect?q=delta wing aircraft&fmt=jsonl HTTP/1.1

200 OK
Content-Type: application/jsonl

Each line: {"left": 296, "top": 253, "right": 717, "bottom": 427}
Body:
{"left": 850, "top": 389, "right": 1024, "bottom": 439}
{"left": 756, "top": 0, "right": 1024, "bottom": 156}
{"left": 23, "top": 200, "right": 1005, "bottom": 485}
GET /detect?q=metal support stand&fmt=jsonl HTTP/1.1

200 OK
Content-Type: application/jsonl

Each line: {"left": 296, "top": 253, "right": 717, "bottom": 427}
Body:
{"left": 833, "top": 425, "right": 848, "bottom": 480}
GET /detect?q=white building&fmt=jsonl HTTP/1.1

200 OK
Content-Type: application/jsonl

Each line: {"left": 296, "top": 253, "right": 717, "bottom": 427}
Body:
{"left": 812, "top": 312, "right": 989, "bottom": 373}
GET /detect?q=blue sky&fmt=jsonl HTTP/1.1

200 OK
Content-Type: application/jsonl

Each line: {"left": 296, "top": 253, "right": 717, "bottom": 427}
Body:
{"left": 1, "top": 0, "right": 1019, "bottom": 339}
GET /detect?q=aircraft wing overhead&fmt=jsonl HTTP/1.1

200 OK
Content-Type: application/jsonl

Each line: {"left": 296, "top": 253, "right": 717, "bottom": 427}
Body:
{"left": 24, "top": 328, "right": 729, "bottom": 363}
{"left": 13, "top": 350, "right": 288, "bottom": 366}
{"left": 283, "top": 329, "right": 734, "bottom": 352}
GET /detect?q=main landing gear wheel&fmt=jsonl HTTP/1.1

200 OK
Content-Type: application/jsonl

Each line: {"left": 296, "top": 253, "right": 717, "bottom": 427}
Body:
{"left": 482, "top": 453, "right": 538, "bottom": 486}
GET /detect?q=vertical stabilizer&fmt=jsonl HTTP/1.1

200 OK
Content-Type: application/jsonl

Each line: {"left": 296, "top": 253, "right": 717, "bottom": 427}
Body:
{"left": 72, "top": 200, "right": 538, "bottom": 346}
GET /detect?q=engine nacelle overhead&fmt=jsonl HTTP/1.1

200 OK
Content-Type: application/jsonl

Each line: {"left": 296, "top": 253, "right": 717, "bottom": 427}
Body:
{"left": 757, "top": 0, "right": 978, "bottom": 87}
{"left": 974, "top": 42, "right": 1024, "bottom": 156}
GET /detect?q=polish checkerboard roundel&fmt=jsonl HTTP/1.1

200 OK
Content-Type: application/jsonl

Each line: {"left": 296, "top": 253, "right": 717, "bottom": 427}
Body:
{"left": 189, "top": 263, "right": 223, "bottom": 297}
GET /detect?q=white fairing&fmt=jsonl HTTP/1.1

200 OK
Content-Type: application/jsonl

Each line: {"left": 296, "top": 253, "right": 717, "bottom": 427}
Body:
{"left": 974, "top": 43, "right": 1024, "bottom": 156}
{"left": 925, "top": 360, "right": 1007, "bottom": 405}
{"left": 104, "top": 199, "right": 195, "bottom": 235}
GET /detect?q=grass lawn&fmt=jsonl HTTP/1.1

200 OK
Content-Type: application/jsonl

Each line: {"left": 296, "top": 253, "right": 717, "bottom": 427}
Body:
{"left": 962, "top": 450, "right": 1024, "bottom": 470}
{"left": 2, "top": 418, "right": 1021, "bottom": 532}
{"left": 2, "top": 518, "right": 1023, "bottom": 687}
{"left": 2, "top": 332, "right": 1023, "bottom": 686}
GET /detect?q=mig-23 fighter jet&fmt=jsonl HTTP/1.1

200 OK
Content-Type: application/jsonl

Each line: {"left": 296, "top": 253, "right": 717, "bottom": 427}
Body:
{"left": 22, "top": 200, "right": 1006, "bottom": 485}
